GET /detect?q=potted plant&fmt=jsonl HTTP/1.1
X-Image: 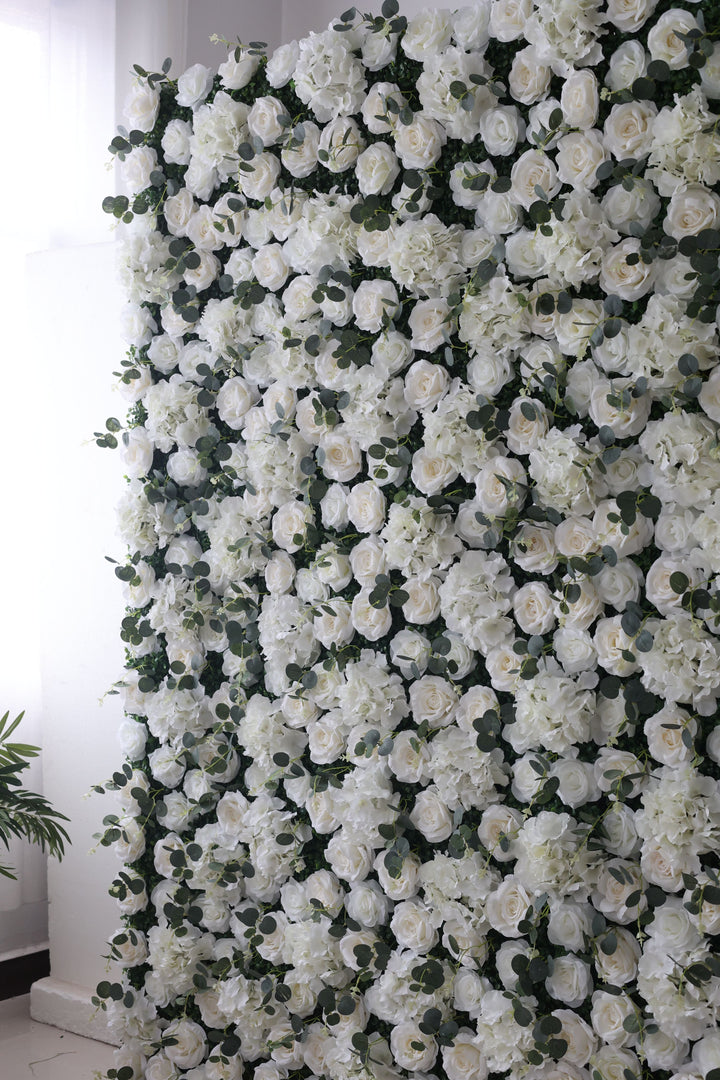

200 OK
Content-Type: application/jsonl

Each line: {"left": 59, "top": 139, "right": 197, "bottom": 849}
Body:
{"left": 0, "top": 711, "right": 70, "bottom": 879}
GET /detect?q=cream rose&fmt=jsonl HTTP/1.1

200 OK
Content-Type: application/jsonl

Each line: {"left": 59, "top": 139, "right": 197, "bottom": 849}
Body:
{"left": 351, "top": 590, "right": 392, "bottom": 640}
{"left": 395, "top": 113, "right": 447, "bottom": 169}
{"left": 408, "top": 298, "right": 451, "bottom": 353}
{"left": 556, "top": 130, "right": 607, "bottom": 189}
{"left": 508, "top": 46, "right": 552, "bottom": 105}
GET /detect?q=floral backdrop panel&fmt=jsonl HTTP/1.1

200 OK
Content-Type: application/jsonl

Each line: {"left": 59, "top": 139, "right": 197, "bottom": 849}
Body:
{"left": 95, "top": 3, "right": 720, "bottom": 1080}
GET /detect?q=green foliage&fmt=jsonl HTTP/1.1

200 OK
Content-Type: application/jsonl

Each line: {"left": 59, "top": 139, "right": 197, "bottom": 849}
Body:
{"left": 0, "top": 711, "right": 70, "bottom": 879}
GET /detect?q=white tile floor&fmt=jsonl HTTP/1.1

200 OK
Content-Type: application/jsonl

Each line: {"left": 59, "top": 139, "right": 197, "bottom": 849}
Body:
{"left": 0, "top": 995, "right": 116, "bottom": 1080}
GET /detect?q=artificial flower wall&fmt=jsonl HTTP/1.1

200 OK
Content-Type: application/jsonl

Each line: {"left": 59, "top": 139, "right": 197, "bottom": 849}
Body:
{"left": 96, "top": 2, "right": 720, "bottom": 1079}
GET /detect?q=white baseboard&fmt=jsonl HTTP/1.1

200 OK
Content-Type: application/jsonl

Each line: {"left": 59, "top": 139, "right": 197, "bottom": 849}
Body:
{"left": 30, "top": 977, "right": 120, "bottom": 1045}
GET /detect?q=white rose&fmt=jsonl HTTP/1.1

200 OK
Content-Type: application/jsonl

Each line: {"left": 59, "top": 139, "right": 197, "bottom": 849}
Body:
{"left": 595, "top": 559, "right": 643, "bottom": 611}
{"left": 475, "top": 456, "right": 527, "bottom": 517}
{"left": 547, "top": 900, "right": 593, "bottom": 950}
{"left": 412, "top": 447, "right": 459, "bottom": 496}
{"left": 265, "top": 551, "right": 295, "bottom": 595}
{"left": 387, "top": 728, "right": 431, "bottom": 783}
{"left": 216, "top": 376, "right": 255, "bottom": 430}
{"left": 218, "top": 48, "right": 260, "bottom": 89}
{"left": 389, "top": 630, "right": 431, "bottom": 679}
{"left": 318, "top": 116, "right": 364, "bottom": 173}
{"left": 556, "top": 130, "right": 607, "bottom": 189}
{"left": 553, "top": 754, "right": 599, "bottom": 807}
{"left": 164, "top": 1019, "right": 207, "bottom": 1068}
{"left": 699, "top": 365, "right": 720, "bottom": 423}
{"left": 238, "top": 152, "right": 281, "bottom": 201}
{"left": 395, "top": 113, "right": 446, "bottom": 169}
{"left": 404, "top": 358, "right": 449, "bottom": 408}
{"left": 475, "top": 190, "right": 520, "bottom": 235}
{"left": 701, "top": 41, "right": 720, "bottom": 98}
{"left": 122, "top": 427, "right": 154, "bottom": 478}
{"left": 281, "top": 121, "right": 320, "bottom": 178}
{"left": 408, "top": 298, "right": 451, "bottom": 353}
{"left": 326, "top": 829, "right": 373, "bottom": 883}
{"left": 590, "top": 991, "right": 635, "bottom": 1046}
{"left": 266, "top": 40, "right": 299, "bottom": 88}
{"left": 480, "top": 106, "right": 524, "bottom": 156}
{"left": 486, "top": 877, "right": 532, "bottom": 937}
{"left": 589, "top": 378, "right": 651, "bottom": 437}
{"left": 490, "top": 0, "right": 532, "bottom": 40}
{"left": 443, "top": 1032, "right": 488, "bottom": 1080}
{"left": 362, "top": 82, "right": 406, "bottom": 135}
{"left": 374, "top": 850, "right": 422, "bottom": 900}
{"left": 320, "top": 432, "right": 362, "bottom": 483}
{"left": 510, "top": 149, "right": 561, "bottom": 210}
{"left": 355, "top": 141, "right": 400, "bottom": 196}
{"left": 347, "top": 482, "right": 386, "bottom": 533}
{"left": 272, "top": 500, "right": 312, "bottom": 552}
{"left": 546, "top": 955, "right": 593, "bottom": 1008}
{"left": 604, "top": 101, "right": 657, "bottom": 160}
{"left": 477, "top": 803, "right": 523, "bottom": 861}
{"left": 555, "top": 1009, "right": 597, "bottom": 1066}
{"left": 511, "top": 583, "right": 557, "bottom": 639}
{"left": 665, "top": 183, "right": 720, "bottom": 240}
{"left": 508, "top": 46, "right": 552, "bottom": 105}
{"left": 349, "top": 536, "right": 387, "bottom": 587}
{"left": 161, "top": 118, "right": 192, "bottom": 165}
{"left": 352, "top": 279, "right": 399, "bottom": 333}
{"left": 362, "top": 29, "right": 399, "bottom": 70}
{"left": 410, "top": 786, "right": 453, "bottom": 842}
{"left": 402, "top": 576, "right": 441, "bottom": 625}
{"left": 401, "top": 10, "right": 453, "bottom": 59}
{"left": 594, "top": 616, "right": 639, "bottom": 676}
{"left": 594, "top": 926, "right": 640, "bottom": 987}
{"left": 121, "top": 146, "right": 157, "bottom": 194}
{"left": 391, "top": 1021, "right": 438, "bottom": 1072}
{"left": 561, "top": 70, "right": 599, "bottom": 130}
{"left": 252, "top": 244, "right": 289, "bottom": 290}
{"left": 602, "top": 177, "right": 660, "bottom": 234}
{"left": 599, "top": 239, "right": 654, "bottom": 301}
{"left": 648, "top": 9, "right": 698, "bottom": 69}
{"left": 345, "top": 879, "right": 392, "bottom": 928}
{"left": 390, "top": 900, "right": 439, "bottom": 953}
{"left": 605, "top": 0, "right": 659, "bottom": 32}
{"left": 409, "top": 675, "right": 457, "bottom": 728}
{"left": 176, "top": 64, "right": 213, "bottom": 109}
{"left": 124, "top": 79, "right": 160, "bottom": 132}
{"left": 644, "top": 704, "right": 695, "bottom": 766}
{"left": 313, "top": 599, "right": 355, "bottom": 651}
{"left": 167, "top": 448, "right": 208, "bottom": 487}
{"left": 351, "top": 590, "right": 392, "bottom": 640}
{"left": 511, "top": 524, "right": 558, "bottom": 574}
{"left": 247, "top": 96, "right": 288, "bottom": 146}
